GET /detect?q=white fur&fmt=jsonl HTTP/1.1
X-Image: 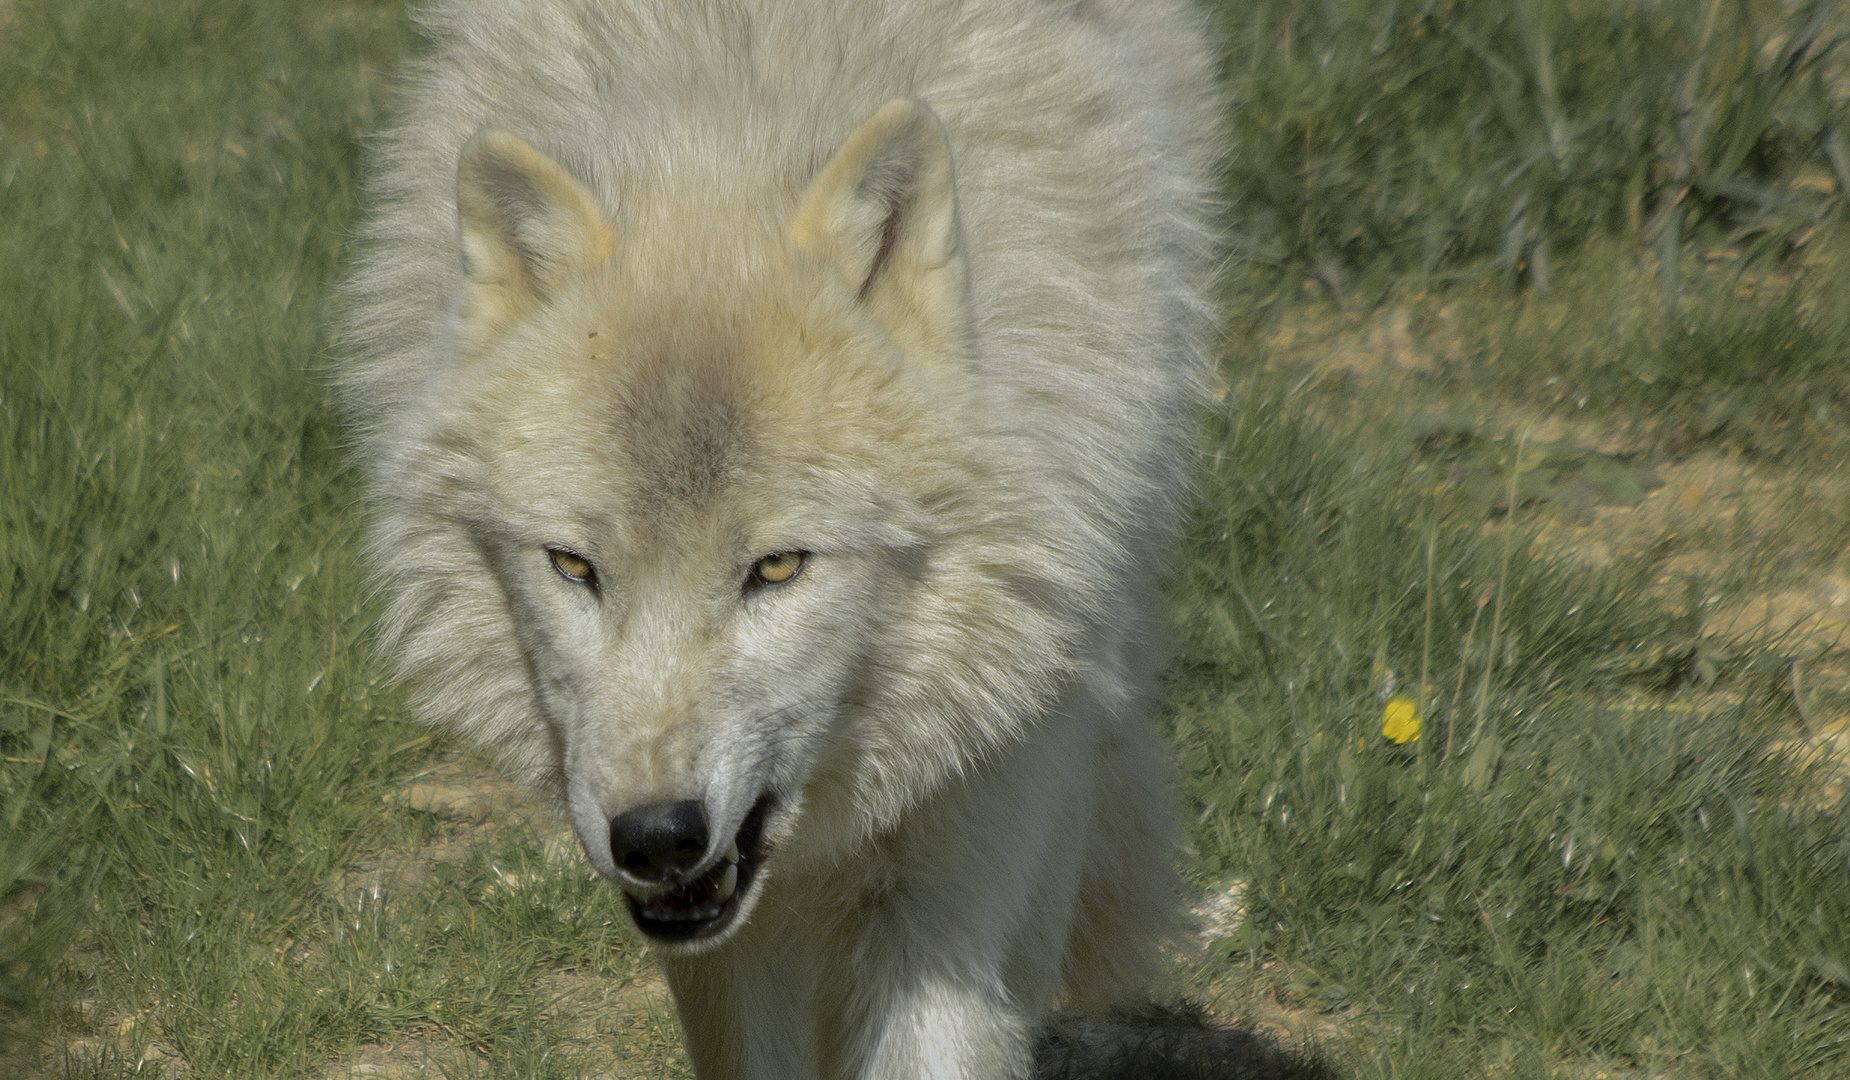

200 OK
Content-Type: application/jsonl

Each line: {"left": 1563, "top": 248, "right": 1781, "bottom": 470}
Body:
{"left": 337, "top": 1, "right": 1222, "bottom": 1076}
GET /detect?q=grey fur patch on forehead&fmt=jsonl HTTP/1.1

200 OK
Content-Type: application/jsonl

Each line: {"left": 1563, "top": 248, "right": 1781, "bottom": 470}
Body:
{"left": 611, "top": 346, "right": 753, "bottom": 512}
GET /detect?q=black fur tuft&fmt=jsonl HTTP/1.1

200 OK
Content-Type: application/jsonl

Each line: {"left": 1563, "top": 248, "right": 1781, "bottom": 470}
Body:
{"left": 1032, "top": 1003, "right": 1336, "bottom": 1080}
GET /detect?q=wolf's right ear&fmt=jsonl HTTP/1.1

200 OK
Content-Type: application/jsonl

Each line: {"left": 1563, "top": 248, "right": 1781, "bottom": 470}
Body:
{"left": 456, "top": 132, "right": 613, "bottom": 346}
{"left": 790, "top": 99, "right": 968, "bottom": 356}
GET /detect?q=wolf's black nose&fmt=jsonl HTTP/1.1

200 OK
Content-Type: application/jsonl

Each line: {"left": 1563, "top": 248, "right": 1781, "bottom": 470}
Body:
{"left": 610, "top": 800, "right": 709, "bottom": 882}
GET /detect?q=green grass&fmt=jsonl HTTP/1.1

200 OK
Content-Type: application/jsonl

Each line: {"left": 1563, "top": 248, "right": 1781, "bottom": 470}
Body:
{"left": 1222, "top": 0, "right": 1849, "bottom": 296}
{"left": 2, "top": 0, "right": 1848, "bottom": 1077}
{"left": 0, "top": 0, "right": 418, "bottom": 1053}
{"left": 1439, "top": 245, "right": 1850, "bottom": 461}
{"left": 1170, "top": 370, "right": 1850, "bottom": 1077}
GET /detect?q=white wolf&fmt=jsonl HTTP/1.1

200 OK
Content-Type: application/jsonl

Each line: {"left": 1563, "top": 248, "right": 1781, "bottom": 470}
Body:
{"left": 338, "top": 1, "right": 1222, "bottom": 1076}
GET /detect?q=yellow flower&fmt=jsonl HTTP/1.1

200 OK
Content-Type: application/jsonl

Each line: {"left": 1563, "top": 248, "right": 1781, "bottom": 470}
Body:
{"left": 1381, "top": 695, "right": 1421, "bottom": 744}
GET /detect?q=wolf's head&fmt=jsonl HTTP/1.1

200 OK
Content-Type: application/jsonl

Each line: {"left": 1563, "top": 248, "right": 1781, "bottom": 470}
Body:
{"left": 371, "top": 100, "right": 1086, "bottom": 950}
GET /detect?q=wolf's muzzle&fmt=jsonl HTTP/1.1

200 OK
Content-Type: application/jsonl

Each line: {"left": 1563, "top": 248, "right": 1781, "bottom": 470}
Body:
{"left": 619, "top": 796, "right": 771, "bottom": 943}
{"left": 609, "top": 798, "right": 709, "bottom": 883}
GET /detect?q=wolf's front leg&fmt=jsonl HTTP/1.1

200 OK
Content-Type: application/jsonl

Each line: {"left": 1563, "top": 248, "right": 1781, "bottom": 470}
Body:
{"left": 852, "top": 974, "right": 1035, "bottom": 1080}
{"left": 664, "top": 915, "right": 822, "bottom": 1080}
{"left": 837, "top": 722, "right": 1100, "bottom": 1080}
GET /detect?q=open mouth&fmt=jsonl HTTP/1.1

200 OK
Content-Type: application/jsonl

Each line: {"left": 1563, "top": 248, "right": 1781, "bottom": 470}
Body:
{"left": 624, "top": 796, "right": 770, "bottom": 942}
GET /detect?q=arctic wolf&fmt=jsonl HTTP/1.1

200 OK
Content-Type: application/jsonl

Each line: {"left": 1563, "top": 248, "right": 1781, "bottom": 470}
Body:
{"left": 338, "top": 1, "right": 1221, "bottom": 1075}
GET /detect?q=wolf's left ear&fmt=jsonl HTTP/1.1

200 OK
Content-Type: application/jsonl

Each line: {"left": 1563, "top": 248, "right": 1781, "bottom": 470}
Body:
{"left": 790, "top": 99, "right": 968, "bottom": 352}
{"left": 456, "top": 131, "right": 613, "bottom": 346}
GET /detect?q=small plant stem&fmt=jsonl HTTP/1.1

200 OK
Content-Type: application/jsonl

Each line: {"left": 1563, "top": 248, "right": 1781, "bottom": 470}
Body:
{"left": 1420, "top": 517, "right": 1437, "bottom": 758}
{"left": 1446, "top": 581, "right": 1491, "bottom": 760}
{"left": 1472, "top": 430, "right": 1526, "bottom": 745}
{"left": 1791, "top": 656, "right": 1814, "bottom": 732}
{"left": 1420, "top": 521, "right": 1436, "bottom": 707}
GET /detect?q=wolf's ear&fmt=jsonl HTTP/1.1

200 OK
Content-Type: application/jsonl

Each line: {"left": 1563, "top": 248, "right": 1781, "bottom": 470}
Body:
{"left": 790, "top": 99, "right": 968, "bottom": 351}
{"left": 456, "top": 131, "right": 613, "bottom": 344}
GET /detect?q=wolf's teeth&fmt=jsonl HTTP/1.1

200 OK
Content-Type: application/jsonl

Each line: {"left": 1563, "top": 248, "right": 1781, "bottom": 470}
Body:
{"left": 723, "top": 839, "right": 740, "bottom": 864}
{"left": 713, "top": 861, "right": 739, "bottom": 903}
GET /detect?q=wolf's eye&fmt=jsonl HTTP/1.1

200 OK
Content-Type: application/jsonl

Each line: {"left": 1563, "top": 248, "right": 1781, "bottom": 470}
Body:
{"left": 548, "top": 548, "right": 598, "bottom": 588}
{"left": 747, "top": 550, "right": 806, "bottom": 589}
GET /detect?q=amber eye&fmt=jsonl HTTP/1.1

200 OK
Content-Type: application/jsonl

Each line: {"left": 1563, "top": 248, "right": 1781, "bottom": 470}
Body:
{"left": 748, "top": 550, "right": 806, "bottom": 589}
{"left": 548, "top": 548, "right": 598, "bottom": 588}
